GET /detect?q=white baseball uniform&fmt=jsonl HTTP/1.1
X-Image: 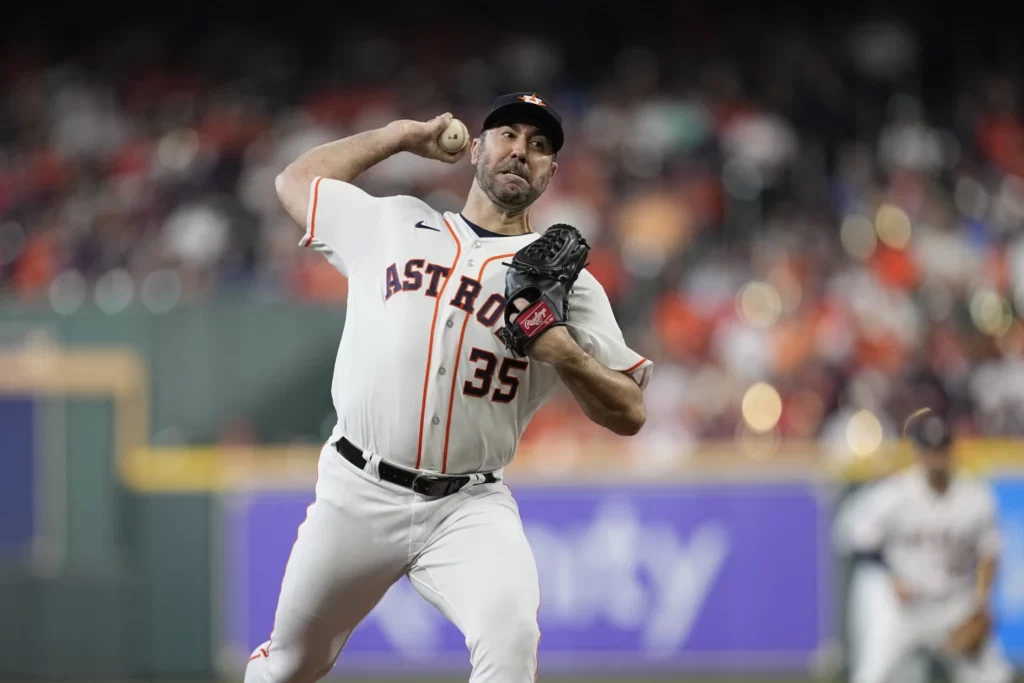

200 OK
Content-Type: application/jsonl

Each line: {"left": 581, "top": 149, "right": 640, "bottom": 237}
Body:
{"left": 244, "top": 176, "right": 652, "bottom": 683}
{"left": 834, "top": 465, "right": 1013, "bottom": 683}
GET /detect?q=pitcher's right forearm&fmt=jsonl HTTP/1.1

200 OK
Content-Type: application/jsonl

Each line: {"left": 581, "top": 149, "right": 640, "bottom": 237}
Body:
{"left": 275, "top": 124, "right": 406, "bottom": 226}
{"left": 286, "top": 124, "right": 406, "bottom": 184}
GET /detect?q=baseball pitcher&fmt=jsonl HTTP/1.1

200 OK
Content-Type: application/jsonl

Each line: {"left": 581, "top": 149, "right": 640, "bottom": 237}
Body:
{"left": 245, "top": 93, "right": 652, "bottom": 683}
{"left": 834, "top": 410, "right": 1013, "bottom": 683}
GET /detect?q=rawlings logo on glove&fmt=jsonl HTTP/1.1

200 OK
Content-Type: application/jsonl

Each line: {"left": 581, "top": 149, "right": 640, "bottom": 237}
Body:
{"left": 520, "top": 304, "right": 556, "bottom": 336}
{"left": 498, "top": 224, "right": 590, "bottom": 357}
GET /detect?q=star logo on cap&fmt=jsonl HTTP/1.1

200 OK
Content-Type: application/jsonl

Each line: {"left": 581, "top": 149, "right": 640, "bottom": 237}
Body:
{"left": 518, "top": 94, "right": 546, "bottom": 106}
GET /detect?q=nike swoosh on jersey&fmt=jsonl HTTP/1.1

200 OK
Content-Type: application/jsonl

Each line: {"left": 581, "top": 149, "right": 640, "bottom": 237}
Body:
{"left": 414, "top": 220, "right": 441, "bottom": 232}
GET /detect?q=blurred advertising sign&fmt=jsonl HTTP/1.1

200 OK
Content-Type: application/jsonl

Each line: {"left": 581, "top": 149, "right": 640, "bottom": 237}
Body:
{"left": 992, "top": 478, "right": 1024, "bottom": 664}
{"left": 219, "top": 482, "right": 831, "bottom": 674}
{"left": 0, "top": 397, "right": 35, "bottom": 556}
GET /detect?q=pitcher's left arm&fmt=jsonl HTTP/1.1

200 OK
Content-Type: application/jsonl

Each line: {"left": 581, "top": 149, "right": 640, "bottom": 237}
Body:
{"left": 528, "top": 326, "right": 646, "bottom": 436}
{"left": 498, "top": 226, "right": 652, "bottom": 436}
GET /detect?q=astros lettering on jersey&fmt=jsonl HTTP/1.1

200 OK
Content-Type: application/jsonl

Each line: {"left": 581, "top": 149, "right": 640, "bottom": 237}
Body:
{"left": 301, "top": 176, "right": 653, "bottom": 475}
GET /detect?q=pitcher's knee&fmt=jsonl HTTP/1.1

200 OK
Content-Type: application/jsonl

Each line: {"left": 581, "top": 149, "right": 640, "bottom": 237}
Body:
{"left": 244, "top": 641, "right": 333, "bottom": 683}
{"left": 496, "top": 613, "right": 541, "bottom": 659}
{"left": 469, "top": 608, "right": 541, "bottom": 679}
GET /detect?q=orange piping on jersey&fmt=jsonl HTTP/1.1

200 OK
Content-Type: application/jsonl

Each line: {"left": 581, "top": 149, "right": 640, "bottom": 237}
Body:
{"left": 440, "top": 252, "right": 516, "bottom": 473}
{"left": 302, "top": 176, "right": 323, "bottom": 247}
{"left": 415, "top": 217, "right": 462, "bottom": 470}
{"left": 624, "top": 357, "right": 648, "bottom": 373}
{"left": 247, "top": 647, "right": 269, "bottom": 662}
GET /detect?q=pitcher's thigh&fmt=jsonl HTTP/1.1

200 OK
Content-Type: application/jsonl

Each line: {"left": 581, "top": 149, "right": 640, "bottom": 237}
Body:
{"left": 245, "top": 497, "right": 406, "bottom": 683}
{"left": 408, "top": 490, "right": 540, "bottom": 683}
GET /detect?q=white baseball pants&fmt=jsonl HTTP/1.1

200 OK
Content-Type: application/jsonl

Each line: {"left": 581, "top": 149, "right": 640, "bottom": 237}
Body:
{"left": 848, "top": 563, "right": 1013, "bottom": 683}
{"left": 244, "top": 441, "right": 541, "bottom": 683}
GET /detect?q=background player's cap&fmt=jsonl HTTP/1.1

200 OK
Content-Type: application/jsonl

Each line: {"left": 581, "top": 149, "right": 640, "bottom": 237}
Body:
{"left": 481, "top": 92, "right": 564, "bottom": 153}
{"left": 905, "top": 408, "right": 953, "bottom": 450}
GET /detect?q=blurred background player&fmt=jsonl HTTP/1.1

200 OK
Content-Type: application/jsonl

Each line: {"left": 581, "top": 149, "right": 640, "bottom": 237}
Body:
{"left": 835, "top": 409, "right": 1014, "bottom": 683}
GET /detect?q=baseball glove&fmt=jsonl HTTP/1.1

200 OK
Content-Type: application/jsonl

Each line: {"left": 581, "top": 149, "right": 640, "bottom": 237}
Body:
{"left": 945, "top": 608, "right": 992, "bottom": 656}
{"left": 498, "top": 224, "right": 590, "bottom": 357}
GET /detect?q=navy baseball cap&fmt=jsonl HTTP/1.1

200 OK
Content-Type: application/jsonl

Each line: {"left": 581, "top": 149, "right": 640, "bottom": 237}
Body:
{"left": 481, "top": 92, "right": 564, "bottom": 153}
{"left": 906, "top": 409, "right": 953, "bottom": 450}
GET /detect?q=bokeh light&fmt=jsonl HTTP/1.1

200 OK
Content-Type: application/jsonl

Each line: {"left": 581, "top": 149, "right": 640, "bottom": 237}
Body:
{"left": 840, "top": 214, "right": 877, "bottom": 261}
{"left": 95, "top": 268, "right": 135, "bottom": 314}
{"left": 736, "top": 281, "right": 783, "bottom": 328}
{"left": 141, "top": 269, "right": 183, "bottom": 314}
{"left": 969, "top": 288, "right": 1013, "bottom": 337}
{"left": 158, "top": 128, "right": 200, "bottom": 172}
{"left": 875, "top": 203, "right": 912, "bottom": 249}
{"left": 846, "top": 409, "right": 884, "bottom": 457}
{"left": 741, "top": 382, "right": 783, "bottom": 432}
{"left": 48, "top": 269, "right": 87, "bottom": 315}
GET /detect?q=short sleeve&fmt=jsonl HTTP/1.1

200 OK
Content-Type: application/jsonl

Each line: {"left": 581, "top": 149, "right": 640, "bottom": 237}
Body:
{"left": 836, "top": 477, "right": 901, "bottom": 553}
{"left": 564, "top": 269, "right": 653, "bottom": 390}
{"left": 976, "top": 485, "right": 1002, "bottom": 559}
{"left": 299, "top": 176, "right": 389, "bottom": 276}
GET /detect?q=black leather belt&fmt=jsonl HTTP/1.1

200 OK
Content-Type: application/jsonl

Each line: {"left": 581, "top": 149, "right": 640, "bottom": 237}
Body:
{"left": 334, "top": 437, "right": 499, "bottom": 498}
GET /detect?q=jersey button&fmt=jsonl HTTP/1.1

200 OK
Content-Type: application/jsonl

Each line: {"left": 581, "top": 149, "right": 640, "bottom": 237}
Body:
{"left": 474, "top": 241, "right": 482, "bottom": 249}
{"left": 446, "top": 319, "right": 454, "bottom": 328}
{"left": 467, "top": 259, "right": 475, "bottom": 267}
{"left": 439, "top": 366, "right": 447, "bottom": 375}
{"left": 431, "top": 416, "right": 440, "bottom": 425}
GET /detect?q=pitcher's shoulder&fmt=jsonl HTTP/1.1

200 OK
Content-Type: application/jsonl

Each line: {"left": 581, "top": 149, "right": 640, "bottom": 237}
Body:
{"left": 388, "top": 194, "right": 445, "bottom": 218}
{"left": 571, "top": 267, "right": 609, "bottom": 298}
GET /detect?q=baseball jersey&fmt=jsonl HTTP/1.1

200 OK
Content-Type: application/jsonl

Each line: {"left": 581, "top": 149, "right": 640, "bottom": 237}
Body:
{"left": 300, "top": 176, "right": 653, "bottom": 475}
{"left": 841, "top": 465, "right": 1002, "bottom": 600}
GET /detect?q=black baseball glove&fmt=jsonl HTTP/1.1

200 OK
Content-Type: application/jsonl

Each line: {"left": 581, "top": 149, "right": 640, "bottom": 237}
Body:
{"left": 498, "top": 224, "right": 590, "bottom": 357}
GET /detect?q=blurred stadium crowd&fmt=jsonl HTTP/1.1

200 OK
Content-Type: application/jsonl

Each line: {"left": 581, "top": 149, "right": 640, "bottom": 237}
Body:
{"left": 2, "top": 8, "right": 1024, "bottom": 459}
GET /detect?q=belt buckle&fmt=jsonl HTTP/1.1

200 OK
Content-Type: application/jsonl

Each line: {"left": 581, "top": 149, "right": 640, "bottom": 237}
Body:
{"left": 412, "top": 473, "right": 464, "bottom": 498}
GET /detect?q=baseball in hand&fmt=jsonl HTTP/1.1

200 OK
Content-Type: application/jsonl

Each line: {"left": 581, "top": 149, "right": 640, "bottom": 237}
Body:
{"left": 439, "top": 118, "right": 469, "bottom": 153}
